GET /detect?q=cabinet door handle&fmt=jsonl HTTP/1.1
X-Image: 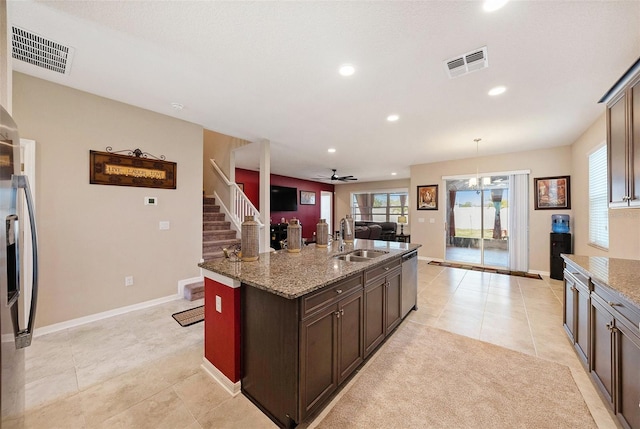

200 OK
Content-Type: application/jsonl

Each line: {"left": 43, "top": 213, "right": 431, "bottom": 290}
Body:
{"left": 340, "top": 309, "right": 344, "bottom": 316}
{"left": 384, "top": 267, "right": 390, "bottom": 271}
{"left": 336, "top": 289, "right": 342, "bottom": 294}
{"left": 335, "top": 311, "right": 340, "bottom": 319}
{"left": 570, "top": 286, "right": 577, "bottom": 292}
{"left": 608, "top": 301, "right": 620, "bottom": 307}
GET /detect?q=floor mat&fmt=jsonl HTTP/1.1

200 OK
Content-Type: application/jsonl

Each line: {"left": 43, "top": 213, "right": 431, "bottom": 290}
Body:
{"left": 428, "top": 260, "right": 542, "bottom": 279}
{"left": 171, "top": 305, "right": 204, "bottom": 327}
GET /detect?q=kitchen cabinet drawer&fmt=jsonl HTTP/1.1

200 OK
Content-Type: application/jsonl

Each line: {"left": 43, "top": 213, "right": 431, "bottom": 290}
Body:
{"left": 363, "top": 258, "right": 401, "bottom": 283}
{"left": 593, "top": 280, "right": 640, "bottom": 331}
{"left": 301, "top": 274, "right": 363, "bottom": 319}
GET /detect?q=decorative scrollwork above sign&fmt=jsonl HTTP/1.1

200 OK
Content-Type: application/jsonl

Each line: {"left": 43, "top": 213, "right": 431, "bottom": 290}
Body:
{"left": 90, "top": 149, "right": 176, "bottom": 189}
{"left": 105, "top": 146, "right": 166, "bottom": 160}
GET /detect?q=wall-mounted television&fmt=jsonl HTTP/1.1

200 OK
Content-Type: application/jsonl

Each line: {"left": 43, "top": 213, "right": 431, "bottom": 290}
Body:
{"left": 271, "top": 185, "right": 298, "bottom": 211}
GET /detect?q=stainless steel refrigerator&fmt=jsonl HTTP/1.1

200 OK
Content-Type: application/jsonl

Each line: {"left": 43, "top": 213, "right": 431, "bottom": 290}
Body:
{"left": 0, "top": 105, "right": 39, "bottom": 428}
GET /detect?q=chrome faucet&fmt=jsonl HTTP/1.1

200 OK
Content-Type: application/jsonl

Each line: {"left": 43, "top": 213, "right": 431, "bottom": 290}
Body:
{"left": 338, "top": 217, "right": 351, "bottom": 252}
{"left": 337, "top": 229, "right": 344, "bottom": 252}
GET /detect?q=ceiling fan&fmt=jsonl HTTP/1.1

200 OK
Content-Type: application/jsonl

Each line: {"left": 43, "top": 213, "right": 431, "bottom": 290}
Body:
{"left": 316, "top": 169, "right": 358, "bottom": 182}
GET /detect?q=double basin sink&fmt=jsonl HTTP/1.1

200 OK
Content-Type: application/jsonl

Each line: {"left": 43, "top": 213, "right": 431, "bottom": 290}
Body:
{"left": 333, "top": 249, "right": 388, "bottom": 262}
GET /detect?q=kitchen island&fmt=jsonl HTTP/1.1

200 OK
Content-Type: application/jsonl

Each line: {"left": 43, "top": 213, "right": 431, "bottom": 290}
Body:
{"left": 198, "top": 239, "right": 420, "bottom": 428}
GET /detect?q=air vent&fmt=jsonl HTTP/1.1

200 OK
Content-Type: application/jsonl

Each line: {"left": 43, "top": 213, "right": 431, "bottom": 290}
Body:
{"left": 444, "top": 46, "right": 488, "bottom": 78}
{"left": 11, "top": 26, "right": 75, "bottom": 75}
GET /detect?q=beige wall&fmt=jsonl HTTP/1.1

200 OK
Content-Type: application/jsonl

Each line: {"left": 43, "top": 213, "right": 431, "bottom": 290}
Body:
{"left": 203, "top": 129, "right": 250, "bottom": 195}
{"left": 1, "top": 0, "right": 11, "bottom": 110}
{"left": 410, "top": 146, "right": 573, "bottom": 272}
{"left": 571, "top": 113, "right": 640, "bottom": 259}
{"left": 335, "top": 178, "right": 411, "bottom": 233}
{"left": 13, "top": 73, "right": 203, "bottom": 327}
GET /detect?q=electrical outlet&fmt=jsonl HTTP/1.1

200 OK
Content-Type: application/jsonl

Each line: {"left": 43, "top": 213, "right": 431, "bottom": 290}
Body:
{"left": 125, "top": 276, "right": 134, "bottom": 286}
{"left": 216, "top": 295, "right": 222, "bottom": 313}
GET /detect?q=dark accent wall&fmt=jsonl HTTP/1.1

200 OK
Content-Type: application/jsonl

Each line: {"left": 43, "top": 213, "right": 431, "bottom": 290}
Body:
{"left": 235, "top": 168, "right": 335, "bottom": 239}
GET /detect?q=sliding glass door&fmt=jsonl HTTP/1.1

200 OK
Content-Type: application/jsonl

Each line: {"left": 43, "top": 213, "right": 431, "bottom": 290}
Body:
{"left": 445, "top": 176, "right": 510, "bottom": 268}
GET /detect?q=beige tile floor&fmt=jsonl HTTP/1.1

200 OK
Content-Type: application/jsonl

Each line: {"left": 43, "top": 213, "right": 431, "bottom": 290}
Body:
{"left": 10, "top": 261, "right": 620, "bottom": 428}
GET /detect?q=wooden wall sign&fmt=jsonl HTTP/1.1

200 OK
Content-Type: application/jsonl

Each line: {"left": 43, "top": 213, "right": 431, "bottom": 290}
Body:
{"left": 90, "top": 148, "right": 177, "bottom": 189}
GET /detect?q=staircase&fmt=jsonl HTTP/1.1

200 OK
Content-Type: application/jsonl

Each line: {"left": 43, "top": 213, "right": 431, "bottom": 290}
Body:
{"left": 184, "top": 197, "right": 240, "bottom": 301}
{"left": 202, "top": 196, "right": 240, "bottom": 261}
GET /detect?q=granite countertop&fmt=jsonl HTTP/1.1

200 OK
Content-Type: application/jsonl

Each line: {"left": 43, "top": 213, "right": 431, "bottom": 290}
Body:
{"left": 562, "top": 255, "right": 640, "bottom": 309}
{"left": 199, "top": 239, "right": 421, "bottom": 299}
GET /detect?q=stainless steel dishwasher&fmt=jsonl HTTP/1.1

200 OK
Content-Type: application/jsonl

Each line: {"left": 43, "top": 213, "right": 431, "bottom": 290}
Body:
{"left": 401, "top": 250, "right": 418, "bottom": 318}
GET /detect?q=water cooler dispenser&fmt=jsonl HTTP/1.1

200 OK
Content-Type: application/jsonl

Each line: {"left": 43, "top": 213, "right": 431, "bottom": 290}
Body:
{"left": 550, "top": 215, "right": 571, "bottom": 280}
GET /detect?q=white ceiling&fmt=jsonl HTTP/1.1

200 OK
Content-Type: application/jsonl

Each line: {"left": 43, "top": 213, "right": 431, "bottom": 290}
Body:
{"left": 8, "top": 1, "right": 640, "bottom": 183}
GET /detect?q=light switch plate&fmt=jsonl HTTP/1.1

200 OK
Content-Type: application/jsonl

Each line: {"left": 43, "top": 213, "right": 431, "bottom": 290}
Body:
{"left": 216, "top": 295, "right": 222, "bottom": 313}
{"left": 418, "top": 218, "right": 425, "bottom": 223}
{"left": 159, "top": 221, "right": 170, "bottom": 230}
{"left": 430, "top": 218, "right": 435, "bottom": 224}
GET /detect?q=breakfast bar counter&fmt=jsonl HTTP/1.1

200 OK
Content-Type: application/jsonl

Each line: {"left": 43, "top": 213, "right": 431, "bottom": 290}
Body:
{"left": 198, "top": 239, "right": 421, "bottom": 428}
{"left": 198, "top": 239, "right": 420, "bottom": 299}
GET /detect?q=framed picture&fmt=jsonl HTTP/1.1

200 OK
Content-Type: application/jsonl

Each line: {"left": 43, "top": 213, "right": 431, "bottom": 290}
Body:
{"left": 534, "top": 175, "right": 571, "bottom": 209}
{"left": 300, "top": 190, "right": 316, "bottom": 205}
{"left": 417, "top": 185, "right": 438, "bottom": 210}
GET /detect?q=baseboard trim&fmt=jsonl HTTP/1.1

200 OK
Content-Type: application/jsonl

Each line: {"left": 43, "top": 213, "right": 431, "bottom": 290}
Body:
{"left": 419, "top": 256, "right": 441, "bottom": 262}
{"left": 529, "top": 269, "right": 550, "bottom": 277}
{"left": 201, "top": 358, "right": 241, "bottom": 396}
{"left": 178, "top": 276, "right": 204, "bottom": 298}
{"left": 33, "top": 293, "right": 182, "bottom": 338}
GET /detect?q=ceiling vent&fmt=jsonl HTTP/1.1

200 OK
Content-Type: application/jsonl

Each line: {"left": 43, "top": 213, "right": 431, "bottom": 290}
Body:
{"left": 11, "top": 26, "right": 75, "bottom": 75}
{"left": 444, "top": 46, "right": 488, "bottom": 78}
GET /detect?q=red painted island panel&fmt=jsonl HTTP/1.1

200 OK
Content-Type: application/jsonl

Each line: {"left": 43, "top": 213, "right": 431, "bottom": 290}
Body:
{"left": 204, "top": 277, "right": 241, "bottom": 383}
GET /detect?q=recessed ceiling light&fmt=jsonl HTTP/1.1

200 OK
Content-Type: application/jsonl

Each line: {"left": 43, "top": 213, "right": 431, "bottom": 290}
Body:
{"left": 391, "top": 172, "right": 397, "bottom": 176}
{"left": 387, "top": 114, "right": 399, "bottom": 122}
{"left": 170, "top": 102, "right": 184, "bottom": 110}
{"left": 339, "top": 64, "right": 355, "bottom": 77}
{"left": 488, "top": 86, "right": 506, "bottom": 96}
{"left": 327, "top": 148, "right": 336, "bottom": 153}
{"left": 483, "top": 0, "right": 509, "bottom": 12}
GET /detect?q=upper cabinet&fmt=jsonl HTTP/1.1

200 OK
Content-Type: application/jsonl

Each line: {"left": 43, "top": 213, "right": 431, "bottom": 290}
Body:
{"left": 600, "top": 59, "right": 640, "bottom": 208}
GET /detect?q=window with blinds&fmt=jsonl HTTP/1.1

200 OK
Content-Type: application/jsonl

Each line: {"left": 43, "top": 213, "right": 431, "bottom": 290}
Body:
{"left": 351, "top": 191, "right": 408, "bottom": 223}
{"left": 588, "top": 145, "right": 608, "bottom": 249}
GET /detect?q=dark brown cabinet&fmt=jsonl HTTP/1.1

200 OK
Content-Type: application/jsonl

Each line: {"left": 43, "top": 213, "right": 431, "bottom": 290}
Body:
{"left": 563, "top": 259, "right": 640, "bottom": 429}
{"left": 590, "top": 295, "right": 615, "bottom": 404}
{"left": 300, "top": 287, "right": 363, "bottom": 414}
{"left": 616, "top": 318, "right": 640, "bottom": 429}
{"left": 603, "top": 60, "right": 640, "bottom": 208}
{"left": 563, "top": 269, "right": 589, "bottom": 366}
{"left": 242, "top": 272, "right": 365, "bottom": 428}
{"left": 363, "top": 258, "right": 402, "bottom": 358}
{"left": 385, "top": 268, "right": 402, "bottom": 333}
